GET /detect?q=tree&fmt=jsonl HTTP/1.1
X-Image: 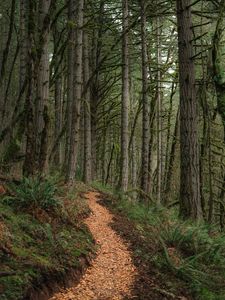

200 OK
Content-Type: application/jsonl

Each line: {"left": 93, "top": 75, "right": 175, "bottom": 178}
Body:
{"left": 19, "top": 0, "right": 27, "bottom": 92}
{"left": 64, "top": 0, "right": 75, "bottom": 173}
{"left": 119, "top": 0, "right": 129, "bottom": 191}
{"left": 66, "top": 0, "right": 84, "bottom": 181}
{"left": 176, "top": 0, "right": 202, "bottom": 219}
{"left": 36, "top": 0, "right": 51, "bottom": 173}
{"left": 140, "top": 0, "right": 149, "bottom": 195}
{"left": 83, "top": 22, "right": 92, "bottom": 183}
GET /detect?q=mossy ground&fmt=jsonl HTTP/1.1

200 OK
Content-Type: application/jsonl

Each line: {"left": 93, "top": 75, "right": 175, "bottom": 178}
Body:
{"left": 0, "top": 182, "right": 95, "bottom": 300}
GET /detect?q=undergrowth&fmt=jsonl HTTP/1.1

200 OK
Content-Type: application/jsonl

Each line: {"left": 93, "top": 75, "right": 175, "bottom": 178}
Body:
{"left": 0, "top": 179, "right": 95, "bottom": 300}
{"left": 4, "top": 177, "right": 60, "bottom": 212}
{"left": 94, "top": 182, "right": 225, "bottom": 300}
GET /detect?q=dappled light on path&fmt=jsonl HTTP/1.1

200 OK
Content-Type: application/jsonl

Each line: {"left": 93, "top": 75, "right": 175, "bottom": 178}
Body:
{"left": 50, "top": 191, "right": 137, "bottom": 300}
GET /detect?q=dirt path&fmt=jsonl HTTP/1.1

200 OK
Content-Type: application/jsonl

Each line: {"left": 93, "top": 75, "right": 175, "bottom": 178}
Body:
{"left": 50, "top": 191, "right": 137, "bottom": 300}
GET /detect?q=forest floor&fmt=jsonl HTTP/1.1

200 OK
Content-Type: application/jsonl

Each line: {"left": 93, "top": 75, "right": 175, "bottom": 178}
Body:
{"left": 49, "top": 191, "right": 190, "bottom": 300}
{"left": 1, "top": 182, "right": 224, "bottom": 300}
{"left": 50, "top": 191, "right": 137, "bottom": 300}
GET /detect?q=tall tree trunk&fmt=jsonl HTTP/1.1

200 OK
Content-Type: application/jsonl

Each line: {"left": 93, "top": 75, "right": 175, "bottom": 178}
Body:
{"left": 18, "top": 0, "right": 28, "bottom": 147}
{"left": 66, "top": 0, "right": 84, "bottom": 181}
{"left": 53, "top": 25, "right": 63, "bottom": 167}
{"left": 35, "top": 0, "right": 51, "bottom": 173}
{"left": 54, "top": 70, "right": 63, "bottom": 166}
{"left": 119, "top": 0, "right": 129, "bottom": 191}
{"left": 211, "top": 1, "right": 225, "bottom": 229}
{"left": 19, "top": 0, "right": 27, "bottom": 92}
{"left": 140, "top": 0, "right": 149, "bottom": 194}
{"left": 130, "top": 80, "right": 137, "bottom": 188}
{"left": 101, "top": 124, "right": 107, "bottom": 184}
{"left": 64, "top": 0, "right": 75, "bottom": 172}
{"left": 156, "top": 15, "right": 162, "bottom": 205}
{"left": 0, "top": 0, "right": 16, "bottom": 131}
{"left": 83, "top": 28, "right": 92, "bottom": 183}
{"left": 90, "top": 0, "right": 104, "bottom": 181}
{"left": 163, "top": 108, "right": 179, "bottom": 202}
{"left": 199, "top": 46, "right": 209, "bottom": 220}
{"left": 212, "top": 1, "right": 225, "bottom": 137}
{"left": 23, "top": 0, "right": 36, "bottom": 176}
{"left": 23, "top": 0, "right": 53, "bottom": 176}
{"left": 163, "top": 80, "right": 177, "bottom": 198}
{"left": 147, "top": 92, "right": 157, "bottom": 195}
{"left": 176, "top": 0, "right": 202, "bottom": 219}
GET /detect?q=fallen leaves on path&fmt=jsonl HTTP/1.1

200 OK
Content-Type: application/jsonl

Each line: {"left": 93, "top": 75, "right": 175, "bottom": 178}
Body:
{"left": 50, "top": 191, "right": 137, "bottom": 300}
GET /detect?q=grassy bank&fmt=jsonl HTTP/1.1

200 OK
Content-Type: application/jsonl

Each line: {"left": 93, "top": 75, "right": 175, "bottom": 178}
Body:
{"left": 92, "top": 182, "right": 225, "bottom": 300}
{"left": 0, "top": 179, "right": 95, "bottom": 300}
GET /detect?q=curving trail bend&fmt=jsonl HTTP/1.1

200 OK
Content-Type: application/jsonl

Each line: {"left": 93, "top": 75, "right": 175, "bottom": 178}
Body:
{"left": 50, "top": 191, "right": 137, "bottom": 300}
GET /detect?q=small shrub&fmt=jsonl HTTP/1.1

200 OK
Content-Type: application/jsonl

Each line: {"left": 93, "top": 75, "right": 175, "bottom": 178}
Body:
{"left": 4, "top": 177, "right": 60, "bottom": 212}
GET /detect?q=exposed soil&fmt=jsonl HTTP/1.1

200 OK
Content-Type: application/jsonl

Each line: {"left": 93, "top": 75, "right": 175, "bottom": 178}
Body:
{"left": 50, "top": 192, "right": 137, "bottom": 300}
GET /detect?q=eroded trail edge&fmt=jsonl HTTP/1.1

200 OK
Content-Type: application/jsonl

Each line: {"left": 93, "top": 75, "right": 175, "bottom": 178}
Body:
{"left": 50, "top": 191, "right": 137, "bottom": 300}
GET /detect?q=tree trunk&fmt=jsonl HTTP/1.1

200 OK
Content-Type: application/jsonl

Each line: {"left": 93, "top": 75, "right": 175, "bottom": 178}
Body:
{"left": 35, "top": 0, "right": 51, "bottom": 173}
{"left": 211, "top": 1, "right": 225, "bottom": 229}
{"left": 90, "top": 1, "right": 104, "bottom": 181}
{"left": 54, "top": 70, "right": 63, "bottom": 166}
{"left": 119, "top": 0, "right": 129, "bottom": 191}
{"left": 156, "top": 15, "right": 162, "bottom": 206}
{"left": 163, "top": 80, "right": 177, "bottom": 199}
{"left": 64, "top": 0, "right": 75, "bottom": 172}
{"left": 101, "top": 125, "right": 107, "bottom": 184}
{"left": 23, "top": 0, "right": 36, "bottom": 176}
{"left": 83, "top": 29, "right": 92, "bottom": 183}
{"left": 140, "top": 0, "right": 149, "bottom": 194}
{"left": 212, "top": 1, "right": 225, "bottom": 137}
{"left": 106, "top": 144, "right": 115, "bottom": 186}
{"left": 163, "top": 108, "right": 179, "bottom": 202}
{"left": 130, "top": 80, "right": 137, "bottom": 189}
{"left": 19, "top": 0, "right": 27, "bottom": 92}
{"left": 0, "top": 0, "right": 16, "bottom": 130}
{"left": 52, "top": 18, "right": 63, "bottom": 167}
{"left": 176, "top": 0, "right": 202, "bottom": 220}
{"left": 66, "top": 0, "right": 84, "bottom": 181}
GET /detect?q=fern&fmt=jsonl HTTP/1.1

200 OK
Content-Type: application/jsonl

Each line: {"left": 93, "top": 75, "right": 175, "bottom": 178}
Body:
{"left": 4, "top": 177, "right": 60, "bottom": 212}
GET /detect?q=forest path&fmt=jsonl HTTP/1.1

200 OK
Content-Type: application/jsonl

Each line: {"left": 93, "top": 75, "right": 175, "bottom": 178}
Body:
{"left": 50, "top": 191, "right": 138, "bottom": 300}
